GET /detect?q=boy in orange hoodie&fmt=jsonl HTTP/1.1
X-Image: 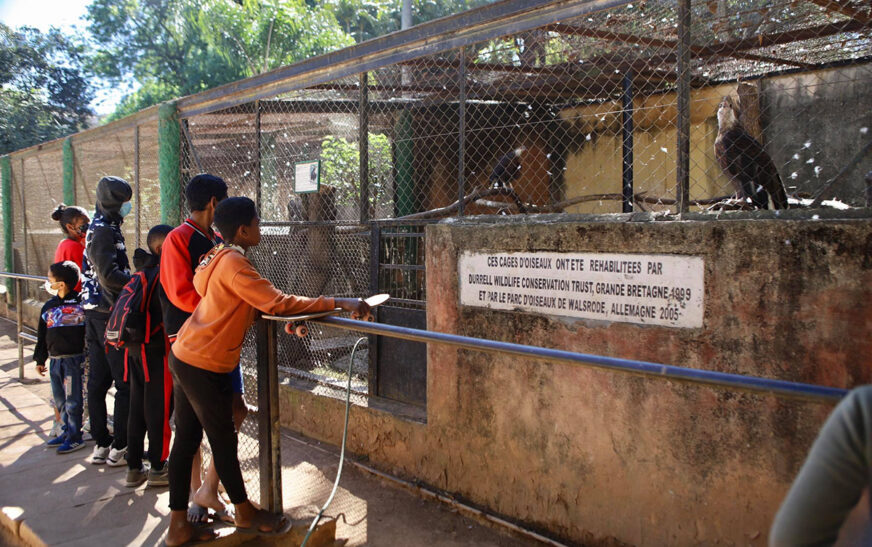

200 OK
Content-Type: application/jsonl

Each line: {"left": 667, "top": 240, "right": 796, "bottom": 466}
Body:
{"left": 165, "top": 197, "right": 369, "bottom": 546}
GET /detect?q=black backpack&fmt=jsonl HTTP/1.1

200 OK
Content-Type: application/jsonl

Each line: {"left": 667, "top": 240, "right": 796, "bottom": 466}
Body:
{"left": 105, "top": 268, "right": 161, "bottom": 349}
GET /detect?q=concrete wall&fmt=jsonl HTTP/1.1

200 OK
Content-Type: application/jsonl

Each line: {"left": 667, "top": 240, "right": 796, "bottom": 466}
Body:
{"left": 763, "top": 64, "right": 872, "bottom": 205}
{"left": 280, "top": 210, "right": 872, "bottom": 545}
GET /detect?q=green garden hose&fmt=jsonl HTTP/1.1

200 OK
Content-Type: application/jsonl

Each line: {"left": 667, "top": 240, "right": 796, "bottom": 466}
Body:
{"left": 301, "top": 336, "right": 367, "bottom": 547}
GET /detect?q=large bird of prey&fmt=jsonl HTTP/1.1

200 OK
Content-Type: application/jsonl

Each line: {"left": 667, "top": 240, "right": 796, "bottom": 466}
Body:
{"left": 714, "top": 96, "right": 788, "bottom": 209}
{"left": 489, "top": 147, "right": 525, "bottom": 189}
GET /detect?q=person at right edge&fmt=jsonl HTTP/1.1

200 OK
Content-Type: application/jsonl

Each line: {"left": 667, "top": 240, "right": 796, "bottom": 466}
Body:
{"left": 770, "top": 385, "right": 872, "bottom": 545}
{"left": 80, "top": 176, "right": 133, "bottom": 467}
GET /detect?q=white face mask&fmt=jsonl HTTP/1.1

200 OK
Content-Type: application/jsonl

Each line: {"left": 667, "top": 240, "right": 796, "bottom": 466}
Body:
{"left": 44, "top": 281, "right": 59, "bottom": 296}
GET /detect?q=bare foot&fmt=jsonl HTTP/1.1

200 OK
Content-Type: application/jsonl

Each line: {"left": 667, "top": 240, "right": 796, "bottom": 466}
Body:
{"left": 234, "top": 501, "right": 288, "bottom": 534}
{"left": 192, "top": 486, "right": 230, "bottom": 515}
{"left": 166, "top": 511, "right": 216, "bottom": 546}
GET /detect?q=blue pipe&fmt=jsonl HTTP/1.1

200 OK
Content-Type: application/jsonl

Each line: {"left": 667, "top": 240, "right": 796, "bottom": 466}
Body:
{"left": 282, "top": 316, "right": 847, "bottom": 403}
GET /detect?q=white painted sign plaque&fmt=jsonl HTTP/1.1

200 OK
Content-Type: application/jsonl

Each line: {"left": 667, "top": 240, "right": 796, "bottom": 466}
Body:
{"left": 459, "top": 251, "right": 704, "bottom": 328}
{"left": 294, "top": 159, "right": 320, "bottom": 193}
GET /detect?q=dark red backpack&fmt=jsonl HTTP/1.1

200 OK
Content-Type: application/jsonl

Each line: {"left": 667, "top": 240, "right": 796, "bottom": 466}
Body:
{"left": 105, "top": 268, "right": 161, "bottom": 349}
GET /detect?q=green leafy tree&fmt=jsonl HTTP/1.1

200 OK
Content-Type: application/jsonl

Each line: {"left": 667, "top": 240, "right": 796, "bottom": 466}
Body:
{"left": 87, "top": 0, "right": 354, "bottom": 120}
{"left": 198, "top": 0, "right": 354, "bottom": 74}
{"left": 87, "top": 0, "right": 244, "bottom": 120}
{"left": 0, "top": 24, "right": 94, "bottom": 154}
{"left": 322, "top": 0, "right": 493, "bottom": 43}
{"left": 320, "top": 134, "right": 393, "bottom": 216}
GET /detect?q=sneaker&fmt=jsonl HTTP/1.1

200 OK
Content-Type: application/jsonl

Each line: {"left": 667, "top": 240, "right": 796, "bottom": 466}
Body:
{"left": 146, "top": 463, "right": 169, "bottom": 487}
{"left": 49, "top": 421, "right": 63, "bottom": 439}
{"left": 81, "top": 420, "right": 92, "bottom": 441}
{"left": 125, "top": 467, "right": 147, "bottom": 487}
{"left": 57, "top": 439, "right": 86, "bottom": 454}
{"left": 107, "top": 446, "right": 127, "bottom": 467}
{"left": 90, "top": 444, "right": 110, "bottom": 465}
{"left": 46, "top": 434, "right": 67, "bottom": 447}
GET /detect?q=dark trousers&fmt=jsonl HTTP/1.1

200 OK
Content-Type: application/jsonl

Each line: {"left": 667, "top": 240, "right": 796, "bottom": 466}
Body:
{"left": 86, "top": 313, "right": 129, "bottom": 449}
{"left": 168, "top": 351, "right": 247, "bottom": 511}
{"left": 127, "top": 341, "right": 173, "bottom": 470}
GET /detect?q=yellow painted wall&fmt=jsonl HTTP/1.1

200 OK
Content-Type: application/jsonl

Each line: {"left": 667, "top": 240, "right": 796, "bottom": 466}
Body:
{"left": 562, "top": 84, "right": 736, "bottom": 213}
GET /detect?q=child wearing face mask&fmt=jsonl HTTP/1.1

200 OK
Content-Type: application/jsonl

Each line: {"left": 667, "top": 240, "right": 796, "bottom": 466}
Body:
{"left": 51, "top": 204, "right": 90, "bottom": 276}
{"left": 47, "top": 205, "right": 90, "bottom": 439}
{"left": 35, "top": 261, "right": 87, "bottom": 454}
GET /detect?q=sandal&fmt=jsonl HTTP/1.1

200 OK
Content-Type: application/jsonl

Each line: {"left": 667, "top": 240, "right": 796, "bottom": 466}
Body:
{"left": 235, "top": 509, "right": 292, "bottom": 536}
{"left": 187, "top": 503, "right": 209, "bottom": 525}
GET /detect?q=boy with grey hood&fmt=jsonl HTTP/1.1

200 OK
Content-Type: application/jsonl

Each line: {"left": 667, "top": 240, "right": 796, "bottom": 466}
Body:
{"left": 80, "top": 176, "right": 133, "bottom": 466}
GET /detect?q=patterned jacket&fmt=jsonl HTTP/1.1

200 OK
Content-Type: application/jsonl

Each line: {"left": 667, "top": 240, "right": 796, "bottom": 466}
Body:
{"left": 80, "top": 209, "right": 131, "bottom": 313}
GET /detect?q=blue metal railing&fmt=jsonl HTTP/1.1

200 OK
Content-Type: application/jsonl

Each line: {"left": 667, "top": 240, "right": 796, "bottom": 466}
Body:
{"left": 0, "top": 272, "right": 48, "bottom": 380}
{"left": 265, "top": 314, "right": 848, "bottom": 403}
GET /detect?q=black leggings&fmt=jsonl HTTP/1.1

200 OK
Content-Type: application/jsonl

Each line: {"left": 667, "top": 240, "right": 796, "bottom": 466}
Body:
{"left": 127, "top": 341, "right": 173, "bottom": 470}
{"left": 167, "top": 351, "right": 247, "bottom": 510}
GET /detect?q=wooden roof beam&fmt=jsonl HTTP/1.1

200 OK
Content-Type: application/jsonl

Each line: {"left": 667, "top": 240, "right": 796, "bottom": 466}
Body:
{"left": 544, "top": 20, "right": 864, "bottom": 70}
{"left": 803, "top": 0, "right": 870, "bottom": 25}
{"left": 397, "top": 57, "right": 574, "bottom": 77}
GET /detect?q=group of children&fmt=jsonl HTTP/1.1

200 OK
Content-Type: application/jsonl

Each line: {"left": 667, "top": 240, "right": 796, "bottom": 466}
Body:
{"left": 36, "top": 174, "right": 369, "bottom": 546}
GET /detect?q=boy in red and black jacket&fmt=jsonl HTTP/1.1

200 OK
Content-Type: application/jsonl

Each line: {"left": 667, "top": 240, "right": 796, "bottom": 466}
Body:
{"left": 160, "top": 174, "right": 244, "bottom": 522}
{"left": 160, "top": 175, "right": 227, "bottom": 344}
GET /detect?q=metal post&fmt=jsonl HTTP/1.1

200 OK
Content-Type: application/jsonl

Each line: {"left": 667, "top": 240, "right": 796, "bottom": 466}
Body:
{"left": 622, "top": 70, "right": 635, "bottom": 213}
{"left": 401, "top": 0, "right": 412, "bottom": 30}
{"left": 458, "top": 47, "right": 467, "bottom": 216}
{"left": 16, "top": 278, "right": 23, "bottom": 380}
{"left": 255, "top": 100, "right": 262, "bottom": 217}
{"left": 368, "top": 225, "right": 381, "bottom": 396}
{"left": 400, "top": 0, "right": 412, "bottom": 89}
{"left": 134, "top": 125, "right": 141, "bottom": 249}
{"left": 20, "top": 158, "right": 28, "bottom": 276}
{"left": 158, "top": 101, "right": 182, "bottom": 226}
{"left": 256, "top": 318, "right": 282, "bottom": 513}
{"left": 359, "top": 73, "right": 370, "bottom": 222}
{"left": 676, "top": 0, "right": 691, "bottom": 214}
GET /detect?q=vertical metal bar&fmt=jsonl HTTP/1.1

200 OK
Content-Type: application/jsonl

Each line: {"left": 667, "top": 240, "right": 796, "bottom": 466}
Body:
{"left": 254, "top": 100, "right": 262, "bottom": 217}
{"left": 676, "top": 0, "right": 692, "bottom": 213}
{"left": 182, "top": 119, "right": 205, "bottom": 173}
{"left": 20, "top": 158, "right": 28, "bottom": 276}
{"left": 134, "top": 125, "right": 141, "bottom": 249}
{"left": 256, "top": 318, "right": 282, "bottom": 513}
{"left": 368, "top": 225, "right": 381, "bottom": 397}
{"left": 359, "top": 72, "right": 370, "bottom": 223}
{"left": 622, "top": 71, "right": 634, "bottom": 213}
{"left": 458, "top": 47, "right": 467, "bottom": 217}
{"left": 16, "top": 278, "right": 23, "bottom": 380}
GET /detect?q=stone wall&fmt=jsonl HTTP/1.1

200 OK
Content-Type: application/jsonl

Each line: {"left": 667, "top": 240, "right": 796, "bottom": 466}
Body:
{"left": 280, "top": 210, "right": 872, "bottom": 545}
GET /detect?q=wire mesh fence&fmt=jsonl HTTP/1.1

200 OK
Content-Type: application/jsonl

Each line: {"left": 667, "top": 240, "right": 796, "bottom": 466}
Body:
{"left": 170, "top": 0, "right": 871, "bottom": 408}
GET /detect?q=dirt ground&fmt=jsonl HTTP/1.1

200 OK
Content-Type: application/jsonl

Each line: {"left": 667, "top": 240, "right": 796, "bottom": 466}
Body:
{"left": 0, "top": 316, "right": 540, "bottom": 546}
